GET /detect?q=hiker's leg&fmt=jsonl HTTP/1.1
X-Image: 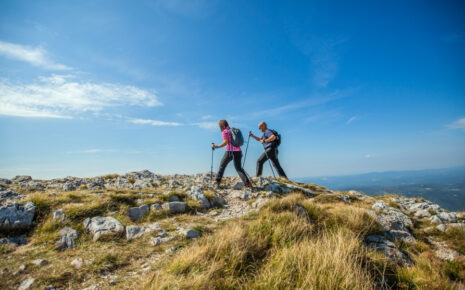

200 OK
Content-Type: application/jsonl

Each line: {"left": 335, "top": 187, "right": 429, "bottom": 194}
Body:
{"left": 269, "top": 148, "right": 287, "bottom": 178}
{"left": 216, "top": 152, "right": 233, "bottom": 183}
{"left": 233, "top": 151, "right": 251, "bottom": 185}
{"left": 256, "top": 151, "right": 268, "bottom": 177}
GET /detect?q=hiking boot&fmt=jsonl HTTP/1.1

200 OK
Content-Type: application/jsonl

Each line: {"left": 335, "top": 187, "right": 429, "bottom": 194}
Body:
{"left": 243, "top": 183, "right": 252, "bottom": 190}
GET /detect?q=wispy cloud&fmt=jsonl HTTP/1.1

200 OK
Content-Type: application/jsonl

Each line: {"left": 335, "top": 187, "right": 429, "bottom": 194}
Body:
{"left": 0, "top": 75, "right": 162, "bottom": 118}
{"left": 346, "top": 115, "right": 358, "bottom": 125}
{"left": 446, "top": 117, "right": 465, "bottom": 130}
{"left": 128, "top": 118, "right": 218, "bottom": 130}
{"left": 192, "top": 121, "right": 218, "bottom": 130}
{"left": 128, "top": 118, "right": 182, "bottom": 126}
{"left": 365, "top": 154, "right": 374, "bottom": 158}
{"left": 245, "top": 89, "right": 350, "bottom": 120}
{"left": 0, "top": 40, "right": 71, "bottom": 70}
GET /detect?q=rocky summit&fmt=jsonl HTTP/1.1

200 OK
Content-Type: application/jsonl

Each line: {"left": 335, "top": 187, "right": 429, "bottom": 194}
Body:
{"left": 0, "top": 170, "right": 464, "bottom": 289}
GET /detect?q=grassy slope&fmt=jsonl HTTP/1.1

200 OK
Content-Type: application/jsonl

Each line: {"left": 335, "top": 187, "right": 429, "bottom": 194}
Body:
{"left": 0, "top": 180, "right": 464, "bottom": 289}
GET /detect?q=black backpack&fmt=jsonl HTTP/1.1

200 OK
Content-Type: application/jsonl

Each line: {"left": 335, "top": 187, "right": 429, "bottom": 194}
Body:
{"left": 269, "top": 129, "right": 281, "bottom": 147}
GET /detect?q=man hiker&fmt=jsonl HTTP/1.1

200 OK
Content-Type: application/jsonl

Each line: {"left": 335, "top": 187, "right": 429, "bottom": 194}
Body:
{"left": 212, "top": 120, "right": 252, "bottom": 189}
{"left": 249, "top": 122, "right": 288, "bottom": 178}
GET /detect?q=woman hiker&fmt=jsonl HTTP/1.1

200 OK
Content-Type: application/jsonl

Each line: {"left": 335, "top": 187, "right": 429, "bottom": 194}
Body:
{"left": 211, "top": 120, "right": 252, "bottom": 189}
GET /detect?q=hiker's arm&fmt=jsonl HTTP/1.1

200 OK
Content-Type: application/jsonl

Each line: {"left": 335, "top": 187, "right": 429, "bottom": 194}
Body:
{"left": 264, "top": 134, "right": 276, "bottom": 143}
{"left": 213, "top": 138, "right": 229, "bottom": 149}
{"left": 249, "top": 131, "right": 262, "bottom": 142}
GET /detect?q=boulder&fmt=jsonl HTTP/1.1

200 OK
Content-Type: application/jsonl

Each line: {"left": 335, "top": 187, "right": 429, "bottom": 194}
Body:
{"left": 429, "top": 212, "right": 457, "bottom": 224}
{"left": 162, "top": 202, "right": 187, "bottom": 214}
{"left": 19, "top": 181, "right": 45, "bottom": 191}
{"left": 372, "top": 201, "right": 387, "bottom": 211}
{"left": 0, "top": 178, "right": 11, "bottom": 184}
{"left": 150, "top": 236, "right": 173, "bottom": 246}
{"left": 372, "top": 207, "right": 415, "bottom": 243}
{"left": 366, "top": 235, "right": 410, "bottom": 265}
{"left": 188, "top": 186, "right": 210, "bottom": 209}
{"left": 127, "top": 204, "right": 149, "bottom": 221}
{"left": 53, "top": 209, "right": 66, "bottom": 222}
{"left": 233, "top": 182, "right": 244, "bottom": 190}
{"left": 348, "top": 190, "right": 366, "bottom": 198}
{"left": 83, "top": 216, "right": 124, "bottom": 241}
{"left": 32, "top": 259, "right": 49, "bottom": 267}
{"left": 339, "top": 195, "right": 351, "bottom": 203}
{"left": 0, "top": 202, "right": 35, "bottom": 231}
{"left": 12, "top": 175, "right": 32, "bottom": 183}
{"left": 0, "top": 189, "right": 23, "bottom": 203}
{"left": 183, "top": 229, "right": 200, "bottom": 239}
{"left": 211, "top": 195, "right": 226, "bottom": 207}
{"left": 133, "top": 179, "right": 153, "bottom": 189}
{"left": 57, "top": 227, "right": 79, "bottom": 249}
{"left": 86, "top": 177, "right": 104, "bottom": 190}
{"left": 126, "top": 223, "right": 164, "bottom": 240}
{"left": 168, "top": 195, "right": 180, "bottom": 202}
{"left": 18, "top": 277, "right": 35, "bottom": 290}
{"left": 264, "top": 183, "right": 281, "bottom": 193}
{"left": 0, "top": 234, "right": 27, "bottom": 246}
{"left": 414, "top": 209, "right": 431, "bottom": 218}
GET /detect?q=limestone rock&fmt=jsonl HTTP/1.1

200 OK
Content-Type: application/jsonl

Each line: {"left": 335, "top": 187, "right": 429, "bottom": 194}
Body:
{"left": 127, "top": 204, "right": 149, "bottom": 221}
{"left": 32, "top": 259, "right": 49, "bottom": 267}
{"left": 162, "top": 202, "right": 187, "bottom": 214}
{"left": 18, "top": 277, "right": 35, "bottom": 290}
{"left": 53, "top": 209, "right": 66, "bottom": 222}
{"left": 0, "top": 234, "right": 27, "bottom": 246}
{"left": 0, "top": 202, "right": 35, "bottom": 231}
{"left": 183, "top": 229, "right": 200, "bottom": 239}
{"left": 372, "top": 201, "right": 387, "bottom": 211}
{"left": 414, "top": 209, "right": 431, "bottom": 218}
{"left": 366, "top": 235, "right": 410, "bottom": 265}
{"left": 339, "top": 195, "right": 351, "bottom": 203}
{"left": 371, "top": 206, "right": 415, "bottom": 243}
{"left": 83, "top": 216, "right": 124, "bottom": 241}
{"left": 58, "top": 227, "right": 79, "bottom": 249}
{"left": 126, "top": 223, "right": 164, "bottom": 240}
{"left": 12, "top": 175, "right": 32, "bottom": 183}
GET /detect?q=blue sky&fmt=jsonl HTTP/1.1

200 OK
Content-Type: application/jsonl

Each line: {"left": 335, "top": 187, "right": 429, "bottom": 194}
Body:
{"left": 0, "top": 0, "right": 464, "bottom": 179}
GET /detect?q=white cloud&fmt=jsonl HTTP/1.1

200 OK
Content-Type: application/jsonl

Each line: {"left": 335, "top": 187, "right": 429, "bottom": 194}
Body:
{"left": 128, "top": 118, "right": 182, "bottom": 126}
{"left": 365, "top": 154, "right": 373, "bottom": 158}
{"left": 193, "top": 121, "right": 218, "bottom": 130}
{"left": 446, "top": 118, "right": 465, "bottom": 130}
{"left": 201, "top": 114, "right": 212, "bottom": 120}
{"left": 0, "top": 41, "right": 71, "bottom": 70}
{"left": 346, "top": 115, "right": 358, "bottom": 125}
{"left": 0, "top": 75, "right": 162, "bottom": 118}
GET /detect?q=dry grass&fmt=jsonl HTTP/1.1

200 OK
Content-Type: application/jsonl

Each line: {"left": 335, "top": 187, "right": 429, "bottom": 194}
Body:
{"left": 145, "top": 194, "right": 385, "bottom": 289}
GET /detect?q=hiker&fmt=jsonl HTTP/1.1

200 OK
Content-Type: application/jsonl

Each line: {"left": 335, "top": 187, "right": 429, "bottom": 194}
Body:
{"left": 249, "top": 122, "right": 288, "bottom": 178}
{"left": 211, "top": 120, "right": 252, "bottom": 188}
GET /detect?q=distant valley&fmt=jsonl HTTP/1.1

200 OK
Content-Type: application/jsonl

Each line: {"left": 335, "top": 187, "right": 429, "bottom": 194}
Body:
{"left": 297, "top": 166, "right": 465, "bottom": 211}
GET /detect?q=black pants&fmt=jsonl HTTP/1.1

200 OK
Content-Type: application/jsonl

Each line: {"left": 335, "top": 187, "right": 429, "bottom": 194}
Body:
{"left": 256, "top": 147, "right": 287, "bottom": 178}
{"left": 216, "top": 151, "right": 251, "bottom": 185}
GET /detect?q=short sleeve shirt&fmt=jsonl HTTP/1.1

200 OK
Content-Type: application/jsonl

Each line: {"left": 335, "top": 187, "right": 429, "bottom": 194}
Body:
{"left": 262, "top": 129, "right": 275, "bottom": 149}
{"left": 222, "top": 127, "right": 241, "bottom": 152}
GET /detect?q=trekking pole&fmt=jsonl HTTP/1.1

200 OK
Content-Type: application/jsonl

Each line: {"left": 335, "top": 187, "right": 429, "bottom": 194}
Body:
{"left": 242, "top": 135, "right": 251, "bottom": 168}
{"left": 211, "top": 143, "right": 214, "bottom": 184}
{"left": 263, "top": 145, "right": 277, "bottom": 179}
